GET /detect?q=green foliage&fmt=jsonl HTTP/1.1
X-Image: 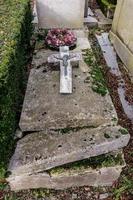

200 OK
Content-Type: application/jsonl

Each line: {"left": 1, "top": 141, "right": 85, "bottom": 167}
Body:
{"left": 3, "top": 194, "right": 19, "bottom": 200}
{"left": 32, "top": 189, "right": 50, "bottom": 198}
{"left": 113, "top": 174, "right": 133, "bottom": 200}
{"left": 97, "top": 0, "right": 116, "bottom": 18}
{"left": 83, "top": 49, "right": 107, "bottom": 96}
{"left": 0, "top": 0, "right": 32, "bottom": 174}
{"left": 101, "top": 0, "right": 117, "bottom": 8}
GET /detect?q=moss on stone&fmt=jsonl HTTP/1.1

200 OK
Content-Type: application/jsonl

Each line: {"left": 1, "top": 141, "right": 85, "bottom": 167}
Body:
{"left": 119, "top": 128, "right": 129, "bottom": 135}
{"left": 55, "top": 125, "right": 98, "bottom": 135}
{"left": 83, "top": 49, "right": 107, "bottom": 96}
{"left": 49, "top": 152, "right": 124, "bottom": 176}
{"left": 104, "top": 133, "right": 111, "bottom": 139}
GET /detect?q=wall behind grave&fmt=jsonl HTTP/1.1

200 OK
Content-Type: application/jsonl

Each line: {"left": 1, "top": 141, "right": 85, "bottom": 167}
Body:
{"left": 110, "top": 0, "right": 133, "bottom": 81}
{"left": 36, "top": 0, "right": 85, "bottom": 28}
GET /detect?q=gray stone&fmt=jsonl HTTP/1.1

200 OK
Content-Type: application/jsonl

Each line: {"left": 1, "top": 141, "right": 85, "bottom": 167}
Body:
{"left": 99, "top": 193, "right": 109, "bottom": 199}
{"left": 110, "top": 0, "right": 133, "bottom": 81}
{"left": 21, "top": 31, "right": 118, "bottom": 132}
{"left": 84, "top": 8, "right": 98, "bottom": 27}
{"left": 32, "top": 49, "right": 58, "bottom": 67}
{"left": 72, "top": 193, "right": 78, "bottom": 199}
{"left": 7, "top": 158, "right": 125, "bottom": 191}
{"left": 14, "top": 129, "right": 23, "bottom": 140}
{"left": 19, "top": 64, "right": 118, "bottom": 132}
{"left": 94, "top": 9, "right": 112, "bottom": 28}
{"left": 8, "top": 126, "right": 129, "bottom": 176}
{"left": 84, "top": 16, "right": 98, "bottom": 27}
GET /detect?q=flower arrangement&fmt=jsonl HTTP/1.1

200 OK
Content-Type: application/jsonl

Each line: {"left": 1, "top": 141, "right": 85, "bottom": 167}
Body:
{"left": 45, "top": 28, "right": 77, "bottom": 49}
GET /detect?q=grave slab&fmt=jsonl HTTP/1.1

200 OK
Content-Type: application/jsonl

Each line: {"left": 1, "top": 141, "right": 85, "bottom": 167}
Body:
{"left": 20, "top": 31, "right": 118, "bottom": 132}
{"left": 19, "top": 65, "right": 117, "bottom": 132}
{"left": 8, "top": 126, "right": 129, "bottom": 176}
{"left": 7, "top": 151, "right": 125, "bottom": 191}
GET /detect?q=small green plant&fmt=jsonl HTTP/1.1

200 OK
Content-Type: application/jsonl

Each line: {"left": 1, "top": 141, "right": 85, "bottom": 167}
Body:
{"left": 55, "top": 125, "right": 97, "bottom": 135}
{"left": 32, "top": 188, "right": 50, "bottom": 198}
{"left": 113, "top": 175, "right": 133, "bottom": 200}
{"left": 119, "top": 128, "right": 129, "bottom": 135}
{"left": 3, "top": 194, "right": 19, "bottom": 200}
{"left": 83, "top": 49, "right": 107, "bottom": 96}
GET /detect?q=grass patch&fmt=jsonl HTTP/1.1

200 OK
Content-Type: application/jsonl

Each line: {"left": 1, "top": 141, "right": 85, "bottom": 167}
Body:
{"left": 113, "top": 173, "right": 133, "bottom": 200}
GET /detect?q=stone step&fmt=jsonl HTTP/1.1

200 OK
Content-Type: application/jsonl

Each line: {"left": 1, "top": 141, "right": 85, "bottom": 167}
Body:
{"left": 7, "top": 150, "right": 125, "bottom": 191}
{"left": 8, "top": 125, "right": 130, "bottom": 177}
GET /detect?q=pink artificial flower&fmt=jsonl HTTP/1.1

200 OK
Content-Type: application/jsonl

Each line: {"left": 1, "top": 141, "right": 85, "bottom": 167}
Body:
{"left": 46, "top": 28, "right": 77, "bottom": 48}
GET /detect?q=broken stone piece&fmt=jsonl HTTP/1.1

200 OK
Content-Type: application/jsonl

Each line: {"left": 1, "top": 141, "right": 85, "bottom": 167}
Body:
{"left": 7, "top": 151, "right": 125, "bottom": 191}
{"left": 8, "top": 125, "right": 129, "bottom": 176}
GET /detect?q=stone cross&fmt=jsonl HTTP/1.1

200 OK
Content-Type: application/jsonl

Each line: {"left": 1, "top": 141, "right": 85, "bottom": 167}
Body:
{"left": 48, "top": 46, "right": 82, "bottom": 94}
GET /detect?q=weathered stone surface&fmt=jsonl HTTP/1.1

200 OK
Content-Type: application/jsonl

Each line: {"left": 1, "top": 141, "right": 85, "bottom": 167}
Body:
{"left": 84, "top": 16, "right": 98, "bottom": 27}
{"left": 73, "top": 30, "right": 91, "bottom": 51}
{"left": 32, "top": 49, "right": 57, "bottom": 67}
{"left": 7, "top": 156, "right": 125, "bottom": 191}
{"left": 19, "top": 64, "right": 118, "bottom": 132}
{"left": 112, "top": 0, "right": 133, "bottom": 54}
{"left": 21, "top": 30, "right": 118, "bottom": 132}
{"left": 110, "top": 31, "right": 133, "bottom": 82}
{"left": 8, "top": 125, "right": 129, "bottom": 176}
{"left": 36, "top": 0, "right": 85, "bottom": 29}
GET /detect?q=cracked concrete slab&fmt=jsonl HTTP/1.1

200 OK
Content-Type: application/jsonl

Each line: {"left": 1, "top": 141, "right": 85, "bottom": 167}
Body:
{"left": 7, "top": 167, "right": 123, "bottom": 191}
{"left": 8, "top": 125, "right": 129, "bottom": 176}
{"left": 20, "top": 31, "right": 118, "bottom": 132}
{"left": 19, "top": 64, "right": 118, "bottom": 132}
{"left": 7, "top": 151, "right": 125, "bottom": 191}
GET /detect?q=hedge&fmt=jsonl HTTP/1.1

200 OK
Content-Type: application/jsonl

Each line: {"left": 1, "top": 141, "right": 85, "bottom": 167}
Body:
{"left": 0, "top": 0, "right": 32, "bottom": 176}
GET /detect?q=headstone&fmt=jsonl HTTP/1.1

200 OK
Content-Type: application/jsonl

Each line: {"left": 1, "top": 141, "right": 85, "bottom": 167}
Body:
{"left": 110, "top": 0, "right": 133, "bottom": 81}
{"left": 36, "top": 0, "right": 85, "bottom": 28}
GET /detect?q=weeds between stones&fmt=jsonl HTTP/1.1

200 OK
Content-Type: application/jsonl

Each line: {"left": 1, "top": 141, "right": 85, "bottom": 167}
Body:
{"left": 83, "top": 49, "right": 108, "bottom": 96}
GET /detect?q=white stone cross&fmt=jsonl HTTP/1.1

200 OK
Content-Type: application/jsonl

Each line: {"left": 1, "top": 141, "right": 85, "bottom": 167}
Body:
{"left": 48, "top": 46, "right": 82, "bottom": 94}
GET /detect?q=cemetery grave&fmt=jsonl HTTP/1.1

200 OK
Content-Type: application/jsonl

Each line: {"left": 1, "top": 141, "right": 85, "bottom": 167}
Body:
{"left": 6, "top": 0, "right": 131, "bottom": 192}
